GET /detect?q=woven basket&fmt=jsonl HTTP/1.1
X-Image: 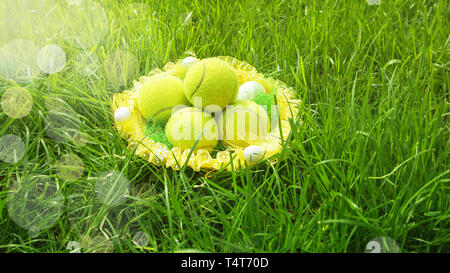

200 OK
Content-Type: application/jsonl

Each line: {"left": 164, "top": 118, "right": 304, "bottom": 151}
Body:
{"left": 111, "top": 56, "right": 300, "bottom": 172}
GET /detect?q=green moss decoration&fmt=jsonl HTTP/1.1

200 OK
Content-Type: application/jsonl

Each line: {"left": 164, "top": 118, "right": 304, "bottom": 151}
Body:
{"left": 145, "top": 120, "right": 173, "bottom": 149}
{"left": 254, "top": 91, "right": 275, "bottom": 117}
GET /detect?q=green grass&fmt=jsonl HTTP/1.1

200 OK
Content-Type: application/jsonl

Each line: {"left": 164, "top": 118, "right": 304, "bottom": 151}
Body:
{"left": 0, "top": 0, "right": 449, "bottom": 253}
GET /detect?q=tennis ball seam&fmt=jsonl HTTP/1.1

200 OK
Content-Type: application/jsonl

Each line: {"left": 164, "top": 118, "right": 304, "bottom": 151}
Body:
{"left": 172, "top": 107, "right": 203, "bottom": 117}
{"left": 189, "top": 62, "right": 206, "bottom": 100}
{"left": 150, "top": 106, "right": 176, "bottom": 120}
{"left": 231, "top": 77, "right": 238, "bottom": 100}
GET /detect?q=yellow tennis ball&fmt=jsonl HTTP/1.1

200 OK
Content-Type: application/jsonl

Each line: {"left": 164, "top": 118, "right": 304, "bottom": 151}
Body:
{"left": 184, "top": 58, "right": 238, "bottom": 109}
{"left": 137, "top": 73, "right": 189, "bottom": 122}
{"left": 218, "top": 100, "right": 270, "bottom": 147}
{"left": 165, "top": 107, "right": 218, "bottom": 152}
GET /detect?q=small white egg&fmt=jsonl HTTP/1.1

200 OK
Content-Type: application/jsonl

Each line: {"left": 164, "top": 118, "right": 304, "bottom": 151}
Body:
{"left": 114, "top": 107, "right": 131, "bottom": 122}
{"left": 236, "top": 81, "right": 266, "bottom": 101}
{"left": 243, "top": 145, "right": 264, "bottom": 164}
{"left": 181, "top": 56, "right": 199, "bottom": 69}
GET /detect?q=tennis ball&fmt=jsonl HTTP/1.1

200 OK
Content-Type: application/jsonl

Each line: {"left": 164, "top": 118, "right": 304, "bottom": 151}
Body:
{"left": 184, "top": 58, "right": 238, "bottom": 109}
{"left": 165, "top": 107, "right": 218, "bottom": 152}
{"left": 218, "top": 100, "right": 270, "bottom": 147}
{"left": 137, "top": 73, "right": 189, "bottom": 122}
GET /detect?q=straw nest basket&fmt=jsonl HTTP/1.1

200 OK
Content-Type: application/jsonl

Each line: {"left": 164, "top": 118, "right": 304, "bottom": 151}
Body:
{"left": 111, "top": 56, "right": 300, "bottom": 172}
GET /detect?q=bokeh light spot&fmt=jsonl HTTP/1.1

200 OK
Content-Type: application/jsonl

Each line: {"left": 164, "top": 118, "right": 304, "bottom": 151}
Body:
{"left": 61, "top": 0, "right": 108, "bottom": 49}
{"left": 132, "top": 231, "right": 149, "bottom": 247}
{"left": 56, "top": 153, "right": 85, "bottom": 182}
{"left": 44, "top": 102, "right": 81, "bottom": 143}
{"left": 7, "top": 175, "right": 64, "bottom": 236}
{"left": 0, "top": 134, "right": 25, "bottom": 163}
{"left": 36, "top": 44, "right": 66, "bottom": 74}
{"left": 95, "top": 171, "right": 130, "bottom": 207}
{"left": 74, "top": 51, "right": 100, "bottom": 76}
{"left": 104, "top": 50, "right": 139, "bottom": 86}
{"left": 0, "top": 39, "right": 40, "bottom": 83}
{"left": 81, "top": 235, "right": 114, "bottom": 253}
{"left": 72, "top": 131, "right": 89, "bottom": 147}
{"left": 1, "top": 86, "right": 33, "bottom": 119}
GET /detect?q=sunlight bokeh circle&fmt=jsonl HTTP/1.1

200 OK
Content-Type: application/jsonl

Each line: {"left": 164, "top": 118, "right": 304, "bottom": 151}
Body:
{"left": 36, "top": 44, "right": 66, "bottom": 74}
{"left": 1, "top": 86, "right": 33, "bottom": 119}
{"left": 0, "top": 0, "right": 62, "bottom": 46}
{"left": 128, "top": 3, "right": 150, "bottom": 17}
{"left": 0, "top": 0, "right": 108, "bottom": 49}
{"left": 44, "top": 96, "right": 66, "bottom": 112}
{"left": 132, "top": 231, "right": 149, "bottom": 247}
{"left": 178, "top": 11, "right": 193, "bottom": 27}
{"left": 44, "top": 99, "right": 81, "bottom": 143}
{"left": 73, "top": 131, "right": 89, "bottom": 147}
{"left": 81, "top": 234, "right": 114, "bottom": 253}
{"left": 56, "top": 153, "right": 85, "bottom": 182}
{"left": 61, "top": 0, "right": 108, "bottom": 49}
{"left": 95, "top": 171, "right": 130, "bottom": 206}
{"left": 367, "top": 0, "right": 381, "bottom": 5}
{"left": 104, "top": 50, "right": 139, "bottom": 86}
{"left": 74, "top": 51, "right": 100, "bottom": 76}
{"left": 0, "top": 39, "right": 40, "bottom": 83}
{"left": 65, "top": 192, "right": 87, "bottom": 226}
{"left": 0, "top": 134, "right": 25, "bottom": 163}
{"left": 7, "top": 175, "right": 64, "bottom": 237}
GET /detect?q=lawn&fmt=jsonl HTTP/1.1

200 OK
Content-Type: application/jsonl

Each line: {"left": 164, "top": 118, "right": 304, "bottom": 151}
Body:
{"left": 0, "top": 0, "right": 448, "bottom": 253}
